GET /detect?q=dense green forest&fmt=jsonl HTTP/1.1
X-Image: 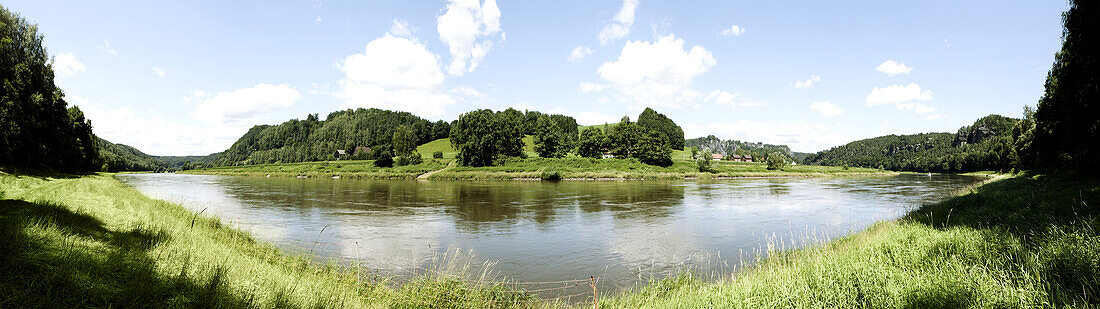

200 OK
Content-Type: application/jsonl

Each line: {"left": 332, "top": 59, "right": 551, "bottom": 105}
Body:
{"left": 803, "top": 115, "right": 1019, "bottom": 173}
{"left": 685, "top": 136, "right": 811, "bottom": 162}
{"left": 0, "top": 7, "right": 98, "bottom": 173}
{"left": 96, "top": 138, "right": 166, "bottom": 172}
{"left": 211, "top": 109, "right": 450, "bottom": 166}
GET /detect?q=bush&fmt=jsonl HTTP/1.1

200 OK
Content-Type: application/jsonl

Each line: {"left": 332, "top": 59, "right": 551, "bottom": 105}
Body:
{"left": 766, "top": 153, "right": 788, "bottom": 171}
{"left": 539, "top": 169, "right": 562, "bottom": 181}
{"left": 433, "top": 151, "right": 444, "bottom": 159}
{"left": 395, "top": 151, "right": 423, "bottom": 166}
{"left": 697, "top": 152, "right": 715, "bottom": 173}
{"left": 374, "top": 156, "right": 394, "bottom": 168}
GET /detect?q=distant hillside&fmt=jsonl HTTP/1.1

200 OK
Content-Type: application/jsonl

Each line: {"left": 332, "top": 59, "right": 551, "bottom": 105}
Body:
{"left": 685, "top": 136, "right": 808, "bottom": 160}
{"left": 97, "top": 138, "right": 167, "bottom": 172}
{"left": 803, "top": 114, "right": 1018, "bottom": 173}
{"left": 214, "top": 108, "right": 450, "bottom": 166}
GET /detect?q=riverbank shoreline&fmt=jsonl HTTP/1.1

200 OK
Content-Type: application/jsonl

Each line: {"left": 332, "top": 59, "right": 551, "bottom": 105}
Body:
{"left": 178, "top": 157, "right": 898, "bottom": 181}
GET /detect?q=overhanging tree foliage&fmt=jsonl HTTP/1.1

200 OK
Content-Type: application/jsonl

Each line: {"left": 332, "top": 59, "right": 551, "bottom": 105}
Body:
{"left": 1025, "top": 0, "right": 1100, "bottom": 174}
{"left": 1, "top": 6, "right": 99, "bottom": 172}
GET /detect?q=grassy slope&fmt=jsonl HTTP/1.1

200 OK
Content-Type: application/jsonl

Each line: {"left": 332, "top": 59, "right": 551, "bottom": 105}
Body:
{"left": 0, "top": 173, "right": 540, "bottom": 308}
{"left": 416, "top": 137, "right": 539, "bottom": 159}
{"left": 600, "top": 175, "right": 1100, "bottom": 308}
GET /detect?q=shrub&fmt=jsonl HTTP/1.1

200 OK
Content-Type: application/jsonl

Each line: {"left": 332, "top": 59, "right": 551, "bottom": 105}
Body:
{"left": 766, "top": 153, "right": 788, "bottom": 171}
{"left": 395, "top": 151, "right": 423, "bottom": 166}
{"left": 374, "top": 156, "right": 394, "bottom": 168}
{"left": 539, "top": 169, "right": 562, "bottom": 181}
{"left": 433, "top": 151, "right": 444, "bottom": 159}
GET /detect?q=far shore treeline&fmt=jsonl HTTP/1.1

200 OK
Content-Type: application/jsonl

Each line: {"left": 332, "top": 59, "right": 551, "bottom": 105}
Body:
{"left": 2, "top": 2, "right": 1098, "bottom": 177}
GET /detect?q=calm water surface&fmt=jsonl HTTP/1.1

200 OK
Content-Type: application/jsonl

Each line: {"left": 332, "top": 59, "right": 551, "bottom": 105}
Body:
{"left": 117, "top": 173, "right": 982, "bottom": 292}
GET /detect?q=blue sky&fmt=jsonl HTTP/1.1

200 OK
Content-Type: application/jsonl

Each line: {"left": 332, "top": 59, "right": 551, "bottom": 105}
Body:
{"left": 6, "top": 0, "right": 1069, "bottom": 155}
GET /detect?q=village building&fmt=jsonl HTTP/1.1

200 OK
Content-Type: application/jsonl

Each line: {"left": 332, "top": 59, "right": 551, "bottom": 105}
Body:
{"left": 711, "top": 153, "right": 724, "bottom": 161}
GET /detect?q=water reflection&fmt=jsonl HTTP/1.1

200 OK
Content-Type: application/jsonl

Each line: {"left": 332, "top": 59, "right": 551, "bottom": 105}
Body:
{"left": 117, "top": 173, "right": 982, "bottom": 292}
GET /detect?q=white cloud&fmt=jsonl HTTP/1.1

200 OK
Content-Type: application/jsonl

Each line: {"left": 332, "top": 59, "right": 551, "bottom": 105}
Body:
{"left": 568, "top": 45, "right": 593, "bottom": 62}
{"left": 683, "top": 121, "right": 851, "bottom": 153}
{"left": 579, "top": 82, "right": 607, "bottom": 93}
{"left": 720, "top": 25, "right": 745, "bottom": 36}
{"left": 97, "top": 40, "right": 117, "bottom": 55}
{"left": 437, "top": 0, "right": 503, "bottom": 76}
{"left": 597, "top": 34, "right": 716, "bottom": 109}
{"left": 809, "top": 101, "right": 842, "bottom": 117}
{"left": 792, "top": 75, "right": 820, "bottom": 89}
{"left": 451, "top": 85, "right": 485, "bottom": 98}
{"left": 71, "top": 96, "right": 229, "bottom": 155}
{"left": 53, "top": 53, "right": 86, "bottom": 78}
{"left": 598, "top": 0, "right": 638, "bottom": 44}
{"left": 866, "top": 83, "right": 931, "bottom": 105}
{"left": 704, "top": 90, "right": 762, "bottom": 108}
{"left": 390, "top": 19, "right": 413, "bottom": 37}
{"left": 876, "top": 60, "right": 912, "bottom": 76}
{"left": 316, "top": 16, "right": 323, "bottom": 23}
{"left": 190, "top": 90, "right": 208, "bottom": 98}
{"left": 337, "top": 35, "right": 454, "bottom": 118}
{"left": 866, "top": 83, "right": 937, "bottom": 115}
{"left": 190, "top": 83, "right": 300, "bottom": 128}
{"left": 153, "top": 67, "right": 168, "bottom": 77}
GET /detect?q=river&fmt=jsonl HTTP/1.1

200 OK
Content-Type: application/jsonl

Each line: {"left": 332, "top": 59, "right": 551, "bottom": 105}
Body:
{"left": 116, "top": 173, "right": 982, "bottom": 295}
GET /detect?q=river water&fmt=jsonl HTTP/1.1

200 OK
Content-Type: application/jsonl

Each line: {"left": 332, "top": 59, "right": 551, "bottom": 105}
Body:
{"left": 116, "top": 173, "right": 981, "bottom": 294}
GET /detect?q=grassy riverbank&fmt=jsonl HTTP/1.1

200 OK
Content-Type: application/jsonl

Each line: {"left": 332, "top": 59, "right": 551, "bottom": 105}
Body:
{"left": 0, "top": 173, "right": 540, "bottom": 308}
{"left": 599, "top": 174, "right": 1100, "bottom": 307}
{"left": 182, "top": 157, "right": 890, "bottom": 180}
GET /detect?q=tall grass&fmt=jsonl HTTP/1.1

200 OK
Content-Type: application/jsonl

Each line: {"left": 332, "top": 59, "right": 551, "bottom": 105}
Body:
{"left": 0, "top": 174, "right": 548, "bottom": 308}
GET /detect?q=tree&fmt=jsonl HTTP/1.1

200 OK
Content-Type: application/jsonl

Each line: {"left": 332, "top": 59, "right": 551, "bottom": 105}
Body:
{"left": 576, "top": 127, "right": 608, "bottom": 158}
{"left": 637, "top": 107, "right": 685, "bottom": 150}
{"left": 392, "top": 125, "right": 417, "bottom": 156}
{"left": 696, "top": 148, "right": 714, "bottom": 172}
{"left": 767, "top": 152, "right": 788, "bottom": 170}
{"left": 1, "top": 7, "right": 99, "bottom": 172}
{"left": 497, "top": 108, "right": 527, "bottom": 158}
{"left": 549, "top": 114, "right": 579, "bottom": 147}
{"left": 533, "top": 116, "right": 567, "bottom": 158}
{"left": 608, "top": 123, "right": 645, "bottom": 158}
{"left": 635, "top": 129, "right": 673, "bottom": 167}
{"left": 450, "top": 109, "right": 525, "bottom": 167}
{"left": 1026, "top": 0, "right": 1100, "bottom": 174}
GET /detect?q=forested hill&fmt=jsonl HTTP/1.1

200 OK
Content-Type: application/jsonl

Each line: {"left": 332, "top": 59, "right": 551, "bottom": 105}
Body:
{"left": 97, "top": 138, "right": 166, "bottom": 172}
{"left": 685, "top": 136, "right": 811, "bottom": 161}
{"left": 213, "top": 108, "right": 451, "bottom": 166}
{"left": 803, "top": 114, "right": 1019, "bottom": 173}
